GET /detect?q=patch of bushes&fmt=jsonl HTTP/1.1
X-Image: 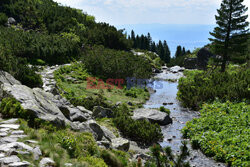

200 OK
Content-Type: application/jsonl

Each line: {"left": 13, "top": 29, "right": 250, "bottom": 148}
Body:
{"left": 182, "top": 101, "right": 250, "bottom": 166}
{"left": 0, "top": 97, "right": 35, "bottom": 120}
{"left": 0, "top": 44, "right": 43, "bottom": 88}
{"left": 58, "top": 131, "right": 99, "bottom": 158}
{"left": 124, "top": 87, "right": 146, "bottom": 98}
{"left": 0, "top": 27, "right": 80, "bottom": 65}
{"left": 82, "top": 45, "right": 152, "bottom": 80}
{"left": 159, "top": 106, "right": 170, "bottom": 115}
{"left": 178, "top": 67, "right": 250, "bottom": 110}
{"left": 113, "top": 104, "right": 163, "bottom": 145}
{"left": 0, "top": 12, "right": 7, "bottom": 25}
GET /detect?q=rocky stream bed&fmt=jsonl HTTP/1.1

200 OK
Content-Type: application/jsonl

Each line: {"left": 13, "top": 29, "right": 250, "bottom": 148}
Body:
{"left": 0, "top": 65, "right": 227, "bottom": 166}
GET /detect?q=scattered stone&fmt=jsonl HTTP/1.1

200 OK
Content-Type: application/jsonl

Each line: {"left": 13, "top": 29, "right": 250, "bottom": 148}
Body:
{"left": 167, "top": 138, "right": 172, "bottom": 142}
{"left": 0, "top": 155, "right": 20, "bottom": 164}
{"left": 11, "top": 130, "right": 24, "bottom": 135}
{"left": 0, "top": 142, "right": 33, "bottom": 152}
{"left": 25, "top": 140, "right": 38, "bottom": 144}
{"left": 0, "top": 132, "right": 8, "bottom": 137}
{"left": 0, "top": 128, "right": 10, "bottom": 133}
{"left": 111, "top": 138, "right": 130, "bottom": 151}
{"left": 0, "top": 153, "right": 5, "bottom": 158}
{"left": 32, "top": 146, "right": 42, "bottom": 160}
{"left": 7, "top": 17, "right": 16, "bottom": 25}
{"left": 0, "top": 119, "right": 18, "bottom": 124}
{"left": 0, "top": 124, "right": 20, "bottom": 130}
{"left": 9, "top": 161, "right": 31, "bottom": 167}
{"left": 64, "top": 163, "right": 73, "bottom": 166}
{"left": 9, "top": 135, "right": 27, "bottom": 139}
{"left": 0, "top": 137, "right": 18, "bottom": 144}
{"left": 40, "top": 157, "right": 55, "bottom": 167}
{"left": 14, "top": 151, "right": 30, "bottom": 155}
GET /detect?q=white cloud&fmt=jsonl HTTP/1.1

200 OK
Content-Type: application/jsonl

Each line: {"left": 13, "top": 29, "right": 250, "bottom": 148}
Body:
{"left": 53, "top": 0, "right": 250, "bottom": 25}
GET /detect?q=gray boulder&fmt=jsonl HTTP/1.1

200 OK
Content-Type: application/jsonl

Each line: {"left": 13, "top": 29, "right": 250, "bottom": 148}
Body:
{"left": 0, "top": 71, "right": 93, "bottom": 128}
{"left": 111, "top": 138, "right": 130, "bottom": 151}
{"left": 0, "top": 71, "right": 21, "bottom": 85}
{"left": 0, "top": 84, "right": 67, "bottom": 127}
{"left": 93, "top": 106, "right": 113, "bottom": 118}
{"left": 87, "top": 120, "right": 116, "bottom": 141}
{"left": 7, "top": 17, "right": 16, "bottom": 25}
{"left": 39, "top": 157, "right": 55, "bottom": 167}
{"left": 132, "top": 109, "right": 172, "bottom": 126}
{"left": 0, "top": 155, "right": 20, "bottom": 165}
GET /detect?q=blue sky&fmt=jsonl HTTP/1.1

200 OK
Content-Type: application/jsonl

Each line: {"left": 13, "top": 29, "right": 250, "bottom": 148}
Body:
{"left": 54, "top": 0, "right": 250, "bottom": 26}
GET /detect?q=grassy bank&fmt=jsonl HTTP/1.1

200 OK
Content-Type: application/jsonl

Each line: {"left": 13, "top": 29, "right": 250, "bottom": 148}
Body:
{"left": 182, "top": 102, "right": 250, "bottom": 166}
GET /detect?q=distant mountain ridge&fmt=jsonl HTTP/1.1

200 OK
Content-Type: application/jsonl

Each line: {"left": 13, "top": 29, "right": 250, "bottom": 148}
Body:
{"left": 116, "top": 24, "right": 215, "bottom": 56}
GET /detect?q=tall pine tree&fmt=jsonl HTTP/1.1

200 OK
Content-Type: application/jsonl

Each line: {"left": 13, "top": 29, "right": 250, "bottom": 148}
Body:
{"left": 209, "top": 0, "right": 249, "bottom": 72}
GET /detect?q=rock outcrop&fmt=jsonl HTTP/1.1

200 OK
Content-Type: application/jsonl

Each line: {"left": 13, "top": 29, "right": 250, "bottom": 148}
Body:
{"left": 168, "top": 66, "right": 185, "bottom": 73}
{"left": 92, "top": 106, "right": 113, "bottom": 118}
{"left": 132, "top": 109, "right": 172, "bottom": 126}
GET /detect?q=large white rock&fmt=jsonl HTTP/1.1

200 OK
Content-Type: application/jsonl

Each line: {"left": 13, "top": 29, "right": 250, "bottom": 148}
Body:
{"left": 132, "top": 109, "right": 172, "bottom": 126}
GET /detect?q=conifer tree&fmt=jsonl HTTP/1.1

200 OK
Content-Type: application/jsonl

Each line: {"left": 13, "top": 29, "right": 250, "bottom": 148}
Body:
{"left": 163, "top": 40, "right": 171, "bottom": 63}
{"left": 175, "top": 45, "right": 183, "bottom": 58}
{"left": 209, "top": 0, "right": 249, "bottom": 72}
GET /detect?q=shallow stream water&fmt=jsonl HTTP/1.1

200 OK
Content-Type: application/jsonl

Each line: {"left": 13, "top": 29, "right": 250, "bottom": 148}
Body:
{"left": 144, "top": 69, "right": 225, "bottom": 167}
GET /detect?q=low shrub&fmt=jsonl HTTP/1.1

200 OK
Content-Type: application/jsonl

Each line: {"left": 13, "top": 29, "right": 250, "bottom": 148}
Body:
{"left": 58, "top": 131, "right": 99, "bottom": 158}
{"left": 145, "top": 142, "right": 190, "bottom": 167}
{"left": 0, "top": 13, "right": 7, "bottom": 26}
{"left": 82, "top": 45, "right": 152, "bottom": 81}
{"left": 182, "top": 101, "right": 250, "bottom": 166}
{"left": 159, "top": 106, "right": 170, "bottom": 115}
{"left": 178, "top": 67, "right": 250, "bottom": 110}
{"left": 113, "top": 104, "right": 163, "bottom": 145}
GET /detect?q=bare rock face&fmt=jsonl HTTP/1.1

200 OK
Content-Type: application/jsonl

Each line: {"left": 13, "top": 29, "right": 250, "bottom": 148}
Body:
{"left": 0, "top": 70, "right": 93, "bottom": 128}
{"left": 0, "top": 71, "right": 21, "bottom": 85}
{"left": 132, "top": 108, "right": 172, "bottom": 126}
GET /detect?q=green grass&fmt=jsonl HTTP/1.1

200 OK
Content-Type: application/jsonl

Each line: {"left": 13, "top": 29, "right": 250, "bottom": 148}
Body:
{"left": 54, "top": 62, "right": 150, "bottom": 110}
{"left": 18, "top": 119, "right": 134, "bottom": 167}
{"left": 182, "top": 101, "right": 250, "bottom": 167}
